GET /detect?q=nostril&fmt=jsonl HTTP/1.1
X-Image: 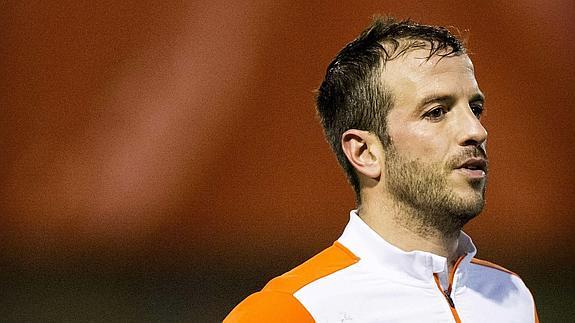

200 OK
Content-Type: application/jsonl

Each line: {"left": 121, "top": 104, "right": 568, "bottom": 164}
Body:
{"left": 462, "top": 139, "right": 480, "bottom": 147}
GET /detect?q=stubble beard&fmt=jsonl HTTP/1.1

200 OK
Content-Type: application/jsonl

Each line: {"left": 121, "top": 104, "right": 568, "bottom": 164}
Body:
{"left": 383, "top": 140, "right": 487, "bottom": 239}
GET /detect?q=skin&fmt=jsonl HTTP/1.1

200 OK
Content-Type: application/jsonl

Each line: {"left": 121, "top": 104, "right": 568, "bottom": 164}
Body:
{"left": 341, "top": 49, "right": 487, "bottom": 272}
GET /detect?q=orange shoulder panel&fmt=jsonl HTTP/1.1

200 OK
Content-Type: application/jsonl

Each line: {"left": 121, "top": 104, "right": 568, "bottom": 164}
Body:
{"left": 223, "top": 291, "right": 314, "bottom": 323}
{"left": 224, "top": 242, "right": 359, "bottom": 322}
{"left": 264, "top": 242, "right": 359, "bottom": 294}
{"left": 470, "top": 258, "right": 518, "bottom": 276}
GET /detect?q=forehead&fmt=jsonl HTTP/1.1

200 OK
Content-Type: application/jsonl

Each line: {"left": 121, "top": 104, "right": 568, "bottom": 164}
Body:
{"left": 381, "top": 50, "right": 479, "bottom": 103}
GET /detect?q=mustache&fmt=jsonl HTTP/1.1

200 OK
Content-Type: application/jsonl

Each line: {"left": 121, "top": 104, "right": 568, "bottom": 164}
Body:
{"left": 448, "top": 147, "right": 488, "bottom": 170}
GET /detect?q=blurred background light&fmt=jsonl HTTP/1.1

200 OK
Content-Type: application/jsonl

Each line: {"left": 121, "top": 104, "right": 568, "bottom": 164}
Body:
{"left": 0, "top": 1, "right": 573, "bottom": 321}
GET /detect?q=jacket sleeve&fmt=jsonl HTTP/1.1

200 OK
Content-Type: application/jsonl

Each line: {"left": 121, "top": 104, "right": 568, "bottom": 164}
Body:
{"left": 224, "top": 291, "right": 314, "bottom": 323}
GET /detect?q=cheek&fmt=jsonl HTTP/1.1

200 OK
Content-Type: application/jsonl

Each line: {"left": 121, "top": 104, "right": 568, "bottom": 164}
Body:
{"left": 390, "top": 125, "right": 443, "bottom": 159}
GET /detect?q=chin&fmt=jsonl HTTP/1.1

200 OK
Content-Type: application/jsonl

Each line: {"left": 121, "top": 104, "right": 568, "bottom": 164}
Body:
{"left": 452, "top": 185, "right": 485, "bottom": 212}
{"left": 460, "top": 194, "right": 485, "bottom": 216}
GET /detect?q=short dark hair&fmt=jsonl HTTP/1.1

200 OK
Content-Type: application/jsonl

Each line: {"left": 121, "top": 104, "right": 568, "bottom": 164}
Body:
{"left": 316, "top": 16, "right": 466, "bottom": 203}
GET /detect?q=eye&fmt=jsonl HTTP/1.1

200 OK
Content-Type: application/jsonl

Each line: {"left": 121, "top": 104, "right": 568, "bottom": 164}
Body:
{"left": 424, "top": 106, "right": 447, "bottom": 120}
{"left": 470, "top": 103, "right": 484, "bottom": 118}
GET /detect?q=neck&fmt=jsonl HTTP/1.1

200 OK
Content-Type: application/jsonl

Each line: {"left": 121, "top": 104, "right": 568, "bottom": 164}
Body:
{"left": 358, "top": 197, "right": 463, "bottom": 269}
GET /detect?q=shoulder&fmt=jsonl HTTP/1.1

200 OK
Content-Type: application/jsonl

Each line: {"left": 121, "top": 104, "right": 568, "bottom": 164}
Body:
{"left": 468, "top": 257, "right": 539, "bottom": 321}
{"left": 224, "top": 242, "right": 359, "bottom": 322}
{"left": 468, "top": 257, "right": 529, "bottom": 290}
{"left": 264, "top": 241, "right": 359, "bottom": 294}
{"left": 223, "top": 290, "right": 314, "bottom": 323}
{"left": 470, "top": 258, "right": 519, "bottom": 276}
{"left": 468, "top": 257, "right": 528, "bottom": 290}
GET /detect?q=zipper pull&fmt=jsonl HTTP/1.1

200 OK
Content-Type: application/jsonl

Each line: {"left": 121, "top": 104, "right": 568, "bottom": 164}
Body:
{"left": 443, "top": 290, "right": 456, "bottom": 308}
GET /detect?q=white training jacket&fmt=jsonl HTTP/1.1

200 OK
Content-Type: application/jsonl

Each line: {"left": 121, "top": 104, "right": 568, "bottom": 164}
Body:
{"left": 225, "top": 211, "right": 539, "bottom": 323}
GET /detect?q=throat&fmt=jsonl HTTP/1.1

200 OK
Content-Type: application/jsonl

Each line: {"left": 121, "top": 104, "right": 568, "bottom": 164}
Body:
{"left": 392, "top": 199, "right": 463, "bottom": 244}
{"left": 358, "top": 202, "right": 461, "bottom": 259}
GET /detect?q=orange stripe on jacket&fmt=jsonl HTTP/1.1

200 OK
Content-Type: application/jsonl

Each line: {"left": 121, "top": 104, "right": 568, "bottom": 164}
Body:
{"left": 224, "top": 242, "right": 359, "bottom": 322}
{"left": 470, "top": 258, "right": 518, "bottom": 276}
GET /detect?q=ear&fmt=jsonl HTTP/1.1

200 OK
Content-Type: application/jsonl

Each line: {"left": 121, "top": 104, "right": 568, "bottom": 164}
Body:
{"left": 341, "top": 129, "right": 382, "bottom": 179}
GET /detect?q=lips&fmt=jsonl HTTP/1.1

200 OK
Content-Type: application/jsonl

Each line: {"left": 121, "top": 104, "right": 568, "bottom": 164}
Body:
{"left": 458, "top": 158, "right": 487, "bottom": 172}
{"left": 455, "top": 157, "right": 488, "bottom": 178}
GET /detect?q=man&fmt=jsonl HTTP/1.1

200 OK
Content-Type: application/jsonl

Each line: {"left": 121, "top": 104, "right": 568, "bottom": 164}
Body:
{"left": 225, "top": 17, "right": 538, "bottom": 322}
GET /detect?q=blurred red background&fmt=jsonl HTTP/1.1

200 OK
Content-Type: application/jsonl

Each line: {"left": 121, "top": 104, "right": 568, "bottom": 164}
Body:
{"left": 1, "top": 1, "right": 573, "bottom": 321}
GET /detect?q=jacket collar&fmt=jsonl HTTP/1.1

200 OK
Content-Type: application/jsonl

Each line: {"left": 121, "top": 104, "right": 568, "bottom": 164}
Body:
{"left": 337, "top": 210, "right": 477, "bottom": 284}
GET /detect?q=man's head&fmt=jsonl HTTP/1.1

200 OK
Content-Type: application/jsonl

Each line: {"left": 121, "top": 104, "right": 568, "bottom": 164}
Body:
{"left": 316, "top": 17, "right": 488, "bottom": 235}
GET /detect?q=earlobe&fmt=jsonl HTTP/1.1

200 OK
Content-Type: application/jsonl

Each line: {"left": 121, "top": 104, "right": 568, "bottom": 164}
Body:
{"left": 341, "top": 130, "right": 382, "bottom": 179}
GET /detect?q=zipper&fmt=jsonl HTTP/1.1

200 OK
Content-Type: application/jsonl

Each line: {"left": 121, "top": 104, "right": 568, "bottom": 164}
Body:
{"left": 443, "top": 289, "right": 456, "bottom": 308}
{"left": 433, "top": 255, "right": 465, "bottom": 323}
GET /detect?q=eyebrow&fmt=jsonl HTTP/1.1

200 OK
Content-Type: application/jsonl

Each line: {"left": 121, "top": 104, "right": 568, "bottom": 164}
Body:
{"left": 470, "top": 92, "right": 486, "bottom": 104}
{"left": 419, "top": 94, "right": 454, "bottom": 108}
{"left": 417, "top": 92, "right": 486, "bottom": 111}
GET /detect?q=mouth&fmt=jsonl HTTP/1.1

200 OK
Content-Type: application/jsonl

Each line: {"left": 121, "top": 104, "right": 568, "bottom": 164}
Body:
{"left": 455, "top": 157, "right": 488, "bottom": 179}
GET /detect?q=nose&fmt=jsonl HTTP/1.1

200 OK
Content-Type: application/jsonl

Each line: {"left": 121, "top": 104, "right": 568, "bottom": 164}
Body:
{"left": 457, "top": 107, "right": 487, "bottom": 148}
